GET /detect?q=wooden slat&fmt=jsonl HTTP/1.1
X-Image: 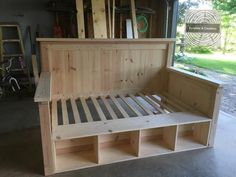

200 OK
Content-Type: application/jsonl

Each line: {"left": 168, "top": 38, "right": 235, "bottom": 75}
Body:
{"left": 110, "top": 96, "right": 129, "bottom": 118}
{"left": 51, "top": 100, "right": 58, "bottom": 129}
{"left": 91, "top": 0, "right": 107, "bottom": 38}
{"left": 138, "top": 93, "right": 165, "bottom": 114}
{"left": 118, "top": 94, "right": 142, "bottom": 116}
{"left": 91, "top": 97, "right": 107, "bottom": 121}
{"left": 101, "top": 96, "right": 118, "bottom": 119}
{"left": 130, "top": 0, "right": 138, "bottom": 38}
{"left": 70, "top": 98, "right": 81, "bottom": 123}
{"left": 146, "top": 94, "right": 175, "bottom": 113}
{"left": 128, "top": 94, "right": 153, "bottom": 115}
{"left": 76, "top": 0, "right": 85, "bottom": 38}
{"left": 80, "top": 98, "right": 94, "bottom": 122}
{"left": 61, "top": 99, "right": 69, "bottom": 125}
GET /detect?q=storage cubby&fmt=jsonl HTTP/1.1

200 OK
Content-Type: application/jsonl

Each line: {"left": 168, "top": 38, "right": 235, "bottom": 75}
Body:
{"left": 176, "top": 122, "right": 210, "bottom": 151}
{"left": 140, "top": 126, "right": 177, "bottom": 156}
{"left": 99, "top": 131, "right": 140, "bottom": 163}
{"left": 55, "top": 136, "right": 99, "bottom": 172}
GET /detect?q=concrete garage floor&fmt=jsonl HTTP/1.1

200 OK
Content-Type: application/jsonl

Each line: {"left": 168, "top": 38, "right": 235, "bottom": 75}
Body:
{"left": 0, "top": 98, "right": 236, "bottom": 177}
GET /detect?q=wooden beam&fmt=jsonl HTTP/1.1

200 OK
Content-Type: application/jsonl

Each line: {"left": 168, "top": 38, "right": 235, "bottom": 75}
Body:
{"left": 70, "top": 98, "right": 81, "bottom": 123}
{"left": 128, "top": 94, "right": 153, "bottom": 115}
{"left": 61, "top": 99, "right": 69, "bottom": 125}
{"left": 130, "top": 0, "right": 138, "bottom": 38}
{"left": 101, "top": 96, "right": 118, "bottom": 119}
{"left": 76, "top": 0, "right": 85, "bottom": 38}
{"left": 91, "top": 97, "right": 107, "bottom": 121}
{"left": 118, "top": 94, "right": 142, "bottom": 116}
{"left": 138, "top": 93, "right": 166, "bottom": 114}
{"left": 91, "top": 0, "right": 108, "bottom": 38}
{"left": 80, "top": 98, "right": 94, "bottom": 122}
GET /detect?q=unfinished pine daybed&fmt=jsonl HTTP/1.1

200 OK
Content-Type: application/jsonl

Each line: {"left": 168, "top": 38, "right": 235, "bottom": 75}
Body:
{"left": 34, "top": 38, "right": 222, "bottom": 175}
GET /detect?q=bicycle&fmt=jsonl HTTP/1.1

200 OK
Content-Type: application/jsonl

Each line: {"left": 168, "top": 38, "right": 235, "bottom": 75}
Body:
{"left": 0, "top": 57, "right": 21, "bottom": 98}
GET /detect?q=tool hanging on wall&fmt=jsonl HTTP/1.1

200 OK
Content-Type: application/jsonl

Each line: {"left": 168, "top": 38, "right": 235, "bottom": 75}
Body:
{"left": 53, "top": 12, "right": 63, "bottom": 38}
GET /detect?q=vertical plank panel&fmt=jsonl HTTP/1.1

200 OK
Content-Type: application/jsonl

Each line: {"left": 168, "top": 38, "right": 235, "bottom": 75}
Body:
{"left": 101, "top": 50, "right": 112, "bottom": 91}
{"left": 82, "top": 50, "right": 91, "bottom": 93}
{"left": 112, "top": 49, "right": 122, "bottom": 90}
{"left": 76, "top": 50, "right": 83, "bottom": 94}
{"left": 92, "top": 48, "right": 101, "bottom": 92}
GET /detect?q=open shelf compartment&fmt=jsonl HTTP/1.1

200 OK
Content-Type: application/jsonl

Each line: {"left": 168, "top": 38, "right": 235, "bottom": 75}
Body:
{"left": 176, "top": 122, "right": 210, "bottom": 151}
{"left": 55, "top": 136, "right": 99, "bottom": 172}
{"left": 140, "top": 126, "right": 177, "bottom": 156}
{"left": 99, "top": 131, "right": 140, "bottom": 164}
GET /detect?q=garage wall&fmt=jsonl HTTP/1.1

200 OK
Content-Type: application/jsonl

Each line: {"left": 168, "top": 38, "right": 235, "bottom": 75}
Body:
{"left": 0, "top": 0, "right": 54, "bottom": 70}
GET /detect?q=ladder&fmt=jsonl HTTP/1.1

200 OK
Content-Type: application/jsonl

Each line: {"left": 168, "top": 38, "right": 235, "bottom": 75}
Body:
{"left": 0, "top": 22, "right": 32, "bottom": 91}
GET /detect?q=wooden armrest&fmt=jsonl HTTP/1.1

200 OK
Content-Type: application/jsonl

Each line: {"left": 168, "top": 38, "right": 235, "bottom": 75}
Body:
{"left": 34, "top": 72, "right": 51, "bottom": 102}
{"left": 165, "top": 66, "right": 223, "bottom": 119}
{"left": 167, "top": 67, "right": 223, "bottom": 88}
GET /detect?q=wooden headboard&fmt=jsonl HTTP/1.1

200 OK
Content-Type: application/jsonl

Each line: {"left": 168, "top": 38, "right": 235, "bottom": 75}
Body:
{"left": 37, "top": 39, "right": 175, "bottom": 98}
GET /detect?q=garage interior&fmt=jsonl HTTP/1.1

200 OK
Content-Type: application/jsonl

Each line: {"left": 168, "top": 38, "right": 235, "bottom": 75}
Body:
{"left": 0, "top": 0, "right": 236, "bottom": 177}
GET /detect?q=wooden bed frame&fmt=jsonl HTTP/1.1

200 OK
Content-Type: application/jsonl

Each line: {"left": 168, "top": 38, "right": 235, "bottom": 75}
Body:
{"left": 34, "top": 38, "right": 222, "bottom": 175}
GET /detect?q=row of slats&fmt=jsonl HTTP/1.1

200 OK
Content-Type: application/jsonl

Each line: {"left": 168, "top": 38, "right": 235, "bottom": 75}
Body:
{"left": 51, "top": 93, "right": 178, "bottom": 128}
